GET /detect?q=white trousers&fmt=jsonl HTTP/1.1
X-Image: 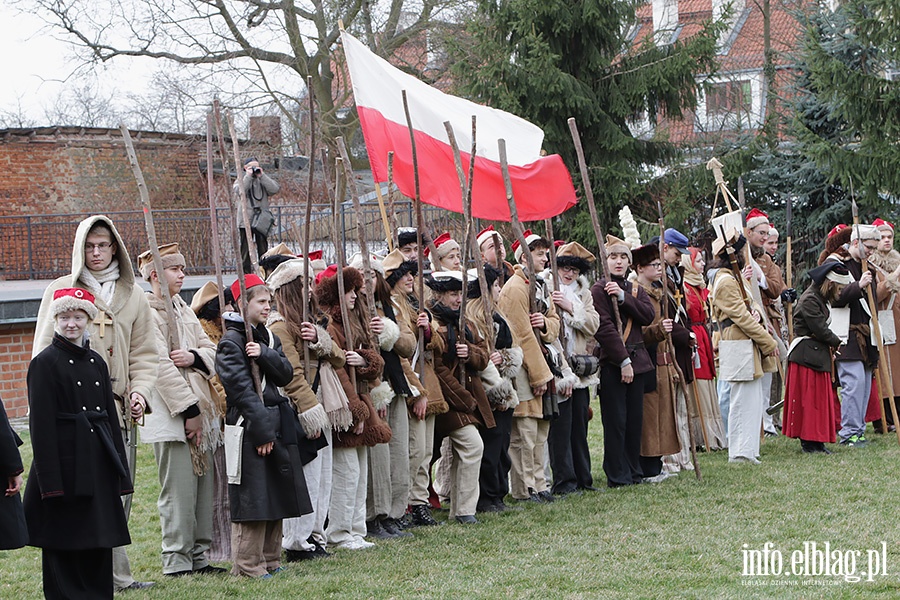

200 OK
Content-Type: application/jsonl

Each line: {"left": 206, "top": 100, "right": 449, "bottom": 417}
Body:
{"left": 283, "top": 428, "right": 332, "bottom": 551}
{"left": 407, "top": 414, "right": 435, "bottom": 505}
{"left": 728, "top": 376, "right": 766, "bottom": 461}
{"left": 326, "top": 445, "right": 368, "bottom": 546}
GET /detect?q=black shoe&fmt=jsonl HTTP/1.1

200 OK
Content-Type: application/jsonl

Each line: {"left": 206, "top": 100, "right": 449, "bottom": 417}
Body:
{"left": 395, "top": 513, "right": 413, "bottom": 530}
{"left": 285, "top": 549, "right": 321, "bottom": 562}
{"left": 382, "top": 518, "right": 413, "bottom": 538}
{"left": 194, "top": 564, "right": 227, "bottom": 575}
{"left": 476, "top": 500, "right": 498, "bottom": 513}
{"left": 117, "top": 581, "right": 156, "bottom": 592}
{"left": 578, "top": 485, "right": 599, "bottom": 492}
{"left": 409, "top": 504, "right": 441, "bottom": 527}
{"left": 365, "top": 519, "right": 395, "bottom": 539}
{"left": 163, "top": 570, "right": 192, "bottom": 578}
{"left": 455, "top": 515, "right": 478, "bottom": 524}
{"left": 536, "top": 490, "right": 556, "bottom": 503}
{"left": 553, "top": 486, "right": 579, "bottom": 497}
{"left": 801, "top": 440, "right": 817, "bottom": 454}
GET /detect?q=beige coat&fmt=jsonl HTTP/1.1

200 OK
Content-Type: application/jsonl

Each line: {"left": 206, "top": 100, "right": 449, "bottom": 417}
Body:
{"left": 142, "top": 293, "right": 221, "bottom": 451}
{"left": 499, "top": 265, "right": 561, "bottom": 417}
{"left": 32, "top": 215, "right": 158, "bottom": 427}
{"left": 710, "top": 268, "right": 778, "bottom": 379}
{"left": 871, "top": 249, "right": 900, "bottom": 398}
{"left": 392, "top": 292, "right": 448, "bottom": 416}
{"left": 541, "top": 271, "right": 601, "bottom": 389}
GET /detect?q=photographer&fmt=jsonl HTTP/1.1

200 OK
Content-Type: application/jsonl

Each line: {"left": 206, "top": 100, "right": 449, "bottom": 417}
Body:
{"left": 235, "top": 157, "right": 280, "bottom": 274}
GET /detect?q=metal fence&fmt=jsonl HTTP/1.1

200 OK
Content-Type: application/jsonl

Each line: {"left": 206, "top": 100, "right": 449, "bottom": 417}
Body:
{"left": 0, "top": 202, "right": 466, "bottom": 280}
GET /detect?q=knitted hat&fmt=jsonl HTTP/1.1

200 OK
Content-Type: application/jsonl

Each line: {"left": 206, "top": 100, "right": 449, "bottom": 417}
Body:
{"left": 230, "top": 273, "right": 267, "bottom": 301}
{"left": 745, "top": 208, "right": 769, "bottom": 230}
{"left": 266, "top": 258, "right": 315, "bottom": 292}
{"left": 467, "top": 263, "right": 503, "bottom": 299}
{"left": 137, "top": 243, "right": 186, "bottom": 281}
{"left": 874, "top": 218, "right": 894, "bottom": 232}
{"left": 850, "top": 224, "right": 881, "bottom": 242}
{"left": 605, "top": 234, "right": 632, "bottom": 263}
{"left": 556, "top": 241, "right": 595, "bottom": 274}
{"left": 511, "top": 229, "right": 545, "bottom": 262}
{"left": 476, "top": 225, "right": 504, "bottom": 252}
{"left": 383, "top": 249, "right": 418, "bottom": 287}
{"left": 425, "top": 270, "right": 472, "bottom": 293}
{"left": 348, "top": 252, "right": 385, "bottom": 278}
{"left": 631, "top": 243, "right": 660, "bottom": 268}
{"left": 50, "top": 287, "right": 98, "bottom": 321}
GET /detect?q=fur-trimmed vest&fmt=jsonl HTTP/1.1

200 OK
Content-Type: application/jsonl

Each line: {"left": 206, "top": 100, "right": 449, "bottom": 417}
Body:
{"left": 391, "top": 292, "right": 449, "bottom": 417}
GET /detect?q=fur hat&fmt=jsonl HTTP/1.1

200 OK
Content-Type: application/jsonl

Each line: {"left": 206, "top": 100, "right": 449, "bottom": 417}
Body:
{"left": 745, "top": 208, "right": 769, "bottom": 230}
{"left": 231, "top": 273, "right": 267, "bottom": 301}
{"left": 556, "top": 241, "right": 595, "bottom": 274}
{"left": 476, "top": 225, "right": 504, "bottom": 252}
{"left": 266, "top": 258, "right": 315, "bottom": 292}
{"left": 874, "top": 218, "right": 894, "bottom": 232}
{"left": 631, "top": 243, "right": 659, "bottom": 268}
{"left": 511, "top": 229, "right": 546, "bottom": 262}
{"left": 314, "top": 266, "right": 363, "bottom": 309}
{"left": 137, "top": 243, "right": 186, "bottom": 281}
{"left": 383, "top": 249, "right": 418, "bottom": 288}
{"left": 425, "top": 270, "right": 472, "bottom": 293}
{"left": 260, "top": 243, "right": 295, "bottom": 277}
{"left": 466, "top": 263, "right": 503, "bottom": 298}
{"left": 605, "top": 234, "right": 632, "bottom": 263}
{"left": 851, "top": 224, "right": 881, "bottom": 242}
{"left": 349, "top": 252, "right": 385, "bottom": 278}
{"left": 50, "top": 287, "right": 98, "bottom": 321}
{"left": 397, "top": 228, "right": 423, "bottom": 248}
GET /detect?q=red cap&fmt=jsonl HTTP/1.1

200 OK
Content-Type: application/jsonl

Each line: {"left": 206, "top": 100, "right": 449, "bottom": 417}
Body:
{"left": 315, "top": 264, "right": 338, "bottom": 285}
{"left": 511, "top": 229, "right": 534, "bottom": 253}
{"left": 231, "top": 274, "right": 266, "bottom": 301}
{"left": 425, "top": 232, "right": 453, "bottom": 257}
{"left": 873, "top": 218, "right": 894, "bottom": 231}
{"left": 53, "top": 287, "right": 95, "bottom": 303}
{"left": 828, "top": 224, "right": 847, "bottom": 238}
{"left": 554, "top": 239, "right": 565, "bottom": 248}
{"left": 306, "top": 250, "right": 323, "bottom": 261}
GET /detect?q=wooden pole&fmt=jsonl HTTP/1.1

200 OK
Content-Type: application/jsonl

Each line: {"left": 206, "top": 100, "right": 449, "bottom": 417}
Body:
{"left": 302, "top": 78, "right": 315, "bottom": 377}
{"left": 227, "top": 113, "right": 260, "bottom": 276}
{"left": 374, "top": 182, "right": 394, "bottom": 252}
{"left": 402, "top": 90, "right": 427, "bottom": 376}
{"left": 386, "top": 152, "right": 399, "bottom": 249}
{"left": 657, "top": 201, "right": 702, "bottom": 479}
{"left": 333, "top": 157, "right": 357, "bottom": 390}
{"left": 567, "top": 118, "right": 622, "bottom": 333}
{"left": 119, "top": 125, "right": 181, "bottom": 351}
{"left": 545, "top": 217, "right": 568, "bottom": 356}
{"left": 205, "top": 113, "right": 227, "bottom": 314}
{"left": 785, "top": 195, "right": 794, "bottom": 341}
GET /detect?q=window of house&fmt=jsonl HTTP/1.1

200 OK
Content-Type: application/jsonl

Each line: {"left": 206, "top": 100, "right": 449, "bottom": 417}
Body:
{"left": 706, "top": 80, "right": 752, "bottom": 115}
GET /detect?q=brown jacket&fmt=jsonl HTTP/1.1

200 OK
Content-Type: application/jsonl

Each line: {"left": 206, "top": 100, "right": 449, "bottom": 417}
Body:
{"left": 591, "top": 276, "right": 656, "bottom": 374}
{"left": 391, "top": 292, "right": 449, "bottom": 417}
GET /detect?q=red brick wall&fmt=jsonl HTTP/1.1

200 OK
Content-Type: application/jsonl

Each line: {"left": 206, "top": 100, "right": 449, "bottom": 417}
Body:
{"left": 0, "top": 323, "right": 34, "bottom": 419}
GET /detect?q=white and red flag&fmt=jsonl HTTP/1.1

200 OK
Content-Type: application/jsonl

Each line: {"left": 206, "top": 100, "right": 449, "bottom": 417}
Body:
{"left": 340, "top": 31, "right": 577, "bottom": 222}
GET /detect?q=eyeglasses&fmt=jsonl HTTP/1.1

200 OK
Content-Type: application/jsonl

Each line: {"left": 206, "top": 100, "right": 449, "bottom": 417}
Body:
{"left": 84, "top": 242, "right": 113, "bottom": 252}
{"left": 559, "top": 265, "right": 579, "bottom": 273}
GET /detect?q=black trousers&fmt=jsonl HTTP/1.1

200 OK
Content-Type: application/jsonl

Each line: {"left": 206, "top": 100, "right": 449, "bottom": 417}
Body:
{"left": 639, "top": 455, "right": 663, "bottom": 478}
{"left": 239, "top": 227, "right": 269, "bottom": 275}
{"left": 42, "top": 547, "right": 112, "bottom": 599}
{"left": 478, "top": 408, "right": 513, "bottom": 503}
{"left": 548, "top": 387, "right": 593, "bottom": 493}
{"left": 599, "top": 365, "right": 645, "bottom": 487}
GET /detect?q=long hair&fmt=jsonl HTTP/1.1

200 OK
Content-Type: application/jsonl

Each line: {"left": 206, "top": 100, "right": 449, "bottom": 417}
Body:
{"left": 346, "top": 288, "right": 371, "bottom": 348}
{"left": 819, "top": 279, "right": 845, "bottom": 305}
{"left": 708, "top": 250, "right": 746, "bottom": 272}
{"left": 374, "top": 272, "right": 393, "bottom": 308}
{"left": 273, "top": 278, "right": 318, "bottom": 341}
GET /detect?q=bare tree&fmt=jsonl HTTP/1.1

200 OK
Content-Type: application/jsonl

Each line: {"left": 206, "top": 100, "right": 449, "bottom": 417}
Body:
{"left": 20, "top": 0, "right": 470, "bottom": 150}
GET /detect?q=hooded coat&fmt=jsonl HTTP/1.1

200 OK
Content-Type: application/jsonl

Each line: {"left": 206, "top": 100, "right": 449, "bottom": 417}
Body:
{"left": 142, "top": 293, "right": 221, "bottom": 451}
{"left": 32, "top": 215, "right": 158, "bottom": 427}
{"left": 216, "top": 314, "right": 313, "bottom": 522}
{"left": 24, "top": 335, "right": 132, "bottom": 549}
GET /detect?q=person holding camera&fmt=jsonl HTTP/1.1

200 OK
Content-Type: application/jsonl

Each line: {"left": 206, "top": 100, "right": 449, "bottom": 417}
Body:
{"left": 235, "top": 157, "right": 280, "bottom": 275}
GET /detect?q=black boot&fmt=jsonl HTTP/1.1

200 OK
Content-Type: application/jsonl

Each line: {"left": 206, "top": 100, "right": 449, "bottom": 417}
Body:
{"left": 365, "top": 518, "right": 395, "bottom": 539}
{"left": 409, "top": 504, "right": 440, "bottom": 526}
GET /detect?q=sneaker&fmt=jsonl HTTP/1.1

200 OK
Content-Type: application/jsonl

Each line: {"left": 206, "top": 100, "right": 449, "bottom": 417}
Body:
{"left": 365, "top": 519, "right": 395, "bottom": 539}
{"left": 642, "top": 472, "right": 670, "bottom": 484}
{"left": 841, "top": 435, "right": 861, "bottom": 446}
{"left": 857, "top": 434, "right": 868, "bottom": 444}
{"left": 267, "top": 566, "right": 286, "bottom": 575}
{"left": 409, "top": 504, "right": 441, "bottom": 527}
{"left": 395, "top": 513, "right": 414, "bottom": 530}
{"left": 381, "top": 518, "right": 413, "bottom": 538}
{"left": 476, "top": 499, "right": 501, "bottom": 513}
{"left": 335, "top": 538, "right": 375, "bottom": 550}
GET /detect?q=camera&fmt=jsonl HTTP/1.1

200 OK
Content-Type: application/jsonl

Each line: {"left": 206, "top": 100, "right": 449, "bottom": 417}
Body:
{"left": 252, "top": 167, "right": 262, "bottom": 176}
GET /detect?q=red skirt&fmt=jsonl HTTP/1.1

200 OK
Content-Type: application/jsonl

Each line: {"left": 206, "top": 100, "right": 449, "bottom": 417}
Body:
{"left": 865, "top": 376, "right": 882, "bottom": 423}
{"left": 782, "top": 362, "right": 837, "bottom": 443}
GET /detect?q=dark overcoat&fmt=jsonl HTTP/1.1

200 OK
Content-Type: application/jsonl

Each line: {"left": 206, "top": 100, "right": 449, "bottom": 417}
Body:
{"left": 23, "top": 335, "right": 132, "bottom": 550}
{"left": 217, "top": 316, "right": 313, "bottom": 522}
{"left": 0, "top": 397, "right": 27, "bottom": 550}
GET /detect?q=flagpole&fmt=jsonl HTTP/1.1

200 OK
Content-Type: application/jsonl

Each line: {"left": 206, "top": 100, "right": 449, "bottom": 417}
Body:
{"left": 402, "top": 90, "right": 427, "bottom": 377}
{"left": 332, "top": 157, "right": 357, "bottom": 390}
{"left": 302, "top": 77, "right": 315, "bottom": 376}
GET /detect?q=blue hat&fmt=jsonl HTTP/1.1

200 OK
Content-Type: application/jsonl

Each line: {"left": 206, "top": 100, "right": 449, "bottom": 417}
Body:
{"left": 663, "top": 228, "right": 690, "bottom": 254}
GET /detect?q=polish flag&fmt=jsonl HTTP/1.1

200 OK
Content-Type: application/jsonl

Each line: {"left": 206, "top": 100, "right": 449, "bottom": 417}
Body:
{"left": 340, "top": 31, "right": 577, "bottom": 222}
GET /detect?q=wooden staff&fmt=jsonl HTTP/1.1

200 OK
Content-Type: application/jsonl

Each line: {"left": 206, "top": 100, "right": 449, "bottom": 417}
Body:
{"left": 336, "top": 137, "right": 380, "bottom": 352}
{"left": 852, "top": 200, "right": 900, "bottom": 444}
{"left": 402, "top": 90, "right": 427, "bottom": 376}
{"left": 205, "top": 113, "right": 226, "bottom": 314}
{"left": 545, "top": 217, "right": 568, "bottom": 355}
{"left": 785, "top": 195, "right": 794, "bottom": 341}
{"left": 332, "top": 157, "right": 357, "bottom": 390}
{"left": 657, "top": 203, "right": 704, "bottom": 475}
{"left": 444, "top": 118, "right": 478, "bottom": 382}
{"left": 567, "top": 117, "right": 622, "bottom": 333}
{"left": 492, "top": 232, "right": 506, "bottom": 287}
{"left": 302, "top": 77, "right": 315, "bottom": 376}
{"left": 386, "top": 152, "right": 399, "bottom": 249}
{"left": 374, "top": 180, "right": 393, "bottom": 252}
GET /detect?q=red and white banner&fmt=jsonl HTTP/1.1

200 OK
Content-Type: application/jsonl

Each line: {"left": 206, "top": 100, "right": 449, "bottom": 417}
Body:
{"left": 340, "top": 31, "right": 577, "bottom": 222}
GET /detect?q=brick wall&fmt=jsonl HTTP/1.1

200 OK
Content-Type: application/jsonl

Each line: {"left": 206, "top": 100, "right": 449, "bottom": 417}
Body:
{"left": 0, "top": 323, "right": 34, "bottom": 418}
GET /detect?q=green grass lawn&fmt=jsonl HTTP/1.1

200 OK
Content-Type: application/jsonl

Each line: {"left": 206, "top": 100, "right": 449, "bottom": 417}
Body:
{"left": 3, "top": 411, "right": 900, "bottom": 599}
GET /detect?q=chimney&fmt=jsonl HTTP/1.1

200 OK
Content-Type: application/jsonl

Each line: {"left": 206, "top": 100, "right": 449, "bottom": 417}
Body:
{"left": 248, "top": 116, "right": 282, "bottom": 167}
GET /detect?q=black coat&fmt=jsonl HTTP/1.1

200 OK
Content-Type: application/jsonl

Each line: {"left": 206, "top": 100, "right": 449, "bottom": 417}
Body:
{"left": 0, "top": 397, "right": 27, "bottom": 550}
{"left": 591, "top": 276, "right": 656, "bottom": 374}
{"left": 217, "top": 315, "right": 313, "bottom": 522}
{"left": 23, "top": 335, "right": 132, "bottom": 550}
{"left": 789, "top": 286, "right": 843, "bottom": 372}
